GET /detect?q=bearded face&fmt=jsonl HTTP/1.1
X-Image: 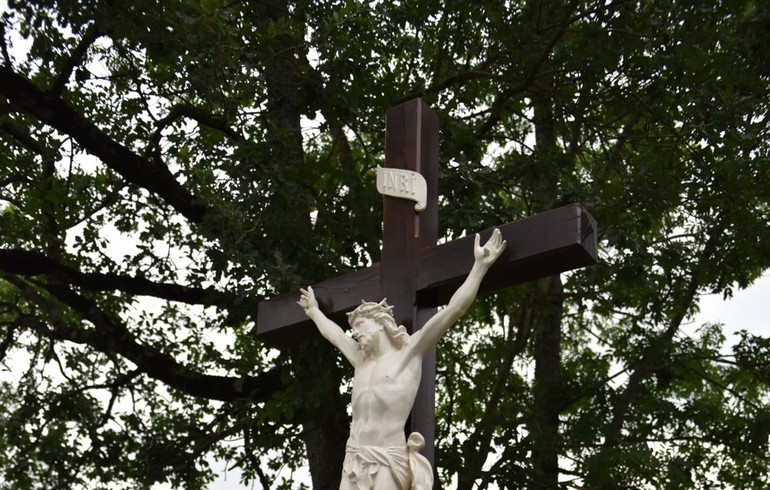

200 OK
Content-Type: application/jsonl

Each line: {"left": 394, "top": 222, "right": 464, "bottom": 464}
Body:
{"left": 351, "top": 317, "right": 383, "bottom": 352}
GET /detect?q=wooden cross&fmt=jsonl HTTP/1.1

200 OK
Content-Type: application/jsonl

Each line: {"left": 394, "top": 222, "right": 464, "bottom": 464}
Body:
{"left": 257, "top": 98, "right": 597, "bottom": 467}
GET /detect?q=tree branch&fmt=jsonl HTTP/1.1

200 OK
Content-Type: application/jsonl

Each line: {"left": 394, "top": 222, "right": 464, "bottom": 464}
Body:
{"left": 0, "top": 120, "right": 44, "bottom": 153}
{"left": 0, "top": 20, "right": 10, "bottom": 67}
{"left": 475, "top": 0, "right": 581, "bottom": 139}
{"left": 601, "top": 232, "right": 718, "bottom": 448}
{"left": 51, "top": 23, "right": 102, "bottom": 95}
{"left": 7, "top": 277, "right": 282, "bottom": 402}
{"left": 243, "top": 423, "right": 275, "bottom": 490}
{"left": 394, "top": 68, "right": 494, "bottom": 105}
{"left": 0, "top": 66, "right": 208, "bottom": 223}
{"left": 458, "top": 303, "right": 531, "bottom": 488}
{"left": 165, "top": 407, "right": 243, "bottom": 473}
{"left": 689, "top": 363, "right": 762, "bottom": 411}
{"left": 150, "top": 104, "right": 245, "bottom": 149}
{"left": 0, "top": 248, "right": 242, "bottom": 307}
{"left": 0, "top": 319, "right": 17, "bottom": 363}
{"left": 602, "top": 278, "right": 699, "bottom": 447}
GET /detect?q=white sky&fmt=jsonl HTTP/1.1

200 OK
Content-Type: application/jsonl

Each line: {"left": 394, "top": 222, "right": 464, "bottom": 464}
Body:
{"left": 695, "top": 272, "right": 770, "bottom": 341}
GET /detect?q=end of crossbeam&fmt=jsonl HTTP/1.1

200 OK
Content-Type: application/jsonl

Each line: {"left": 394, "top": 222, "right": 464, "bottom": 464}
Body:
{"left": 416, "top": 203, "right": 598, "bottom": 306}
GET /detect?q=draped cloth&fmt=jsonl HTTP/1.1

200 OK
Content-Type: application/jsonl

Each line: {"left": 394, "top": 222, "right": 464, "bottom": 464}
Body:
{"left": 342, "top": 432, "right": 433, "bottom": 490}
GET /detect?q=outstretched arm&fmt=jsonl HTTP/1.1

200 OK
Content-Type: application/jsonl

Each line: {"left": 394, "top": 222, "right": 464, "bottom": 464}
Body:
{"left": 411, "top": 229, "right": 506, "bottom": 356}
{"left": 298, "top": 286, "right": 360, "bottom": 366}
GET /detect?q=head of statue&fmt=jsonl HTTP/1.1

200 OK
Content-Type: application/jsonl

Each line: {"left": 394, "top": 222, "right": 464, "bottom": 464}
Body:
{"left": 346, "top": 299, "right": 409, "bottom": 348}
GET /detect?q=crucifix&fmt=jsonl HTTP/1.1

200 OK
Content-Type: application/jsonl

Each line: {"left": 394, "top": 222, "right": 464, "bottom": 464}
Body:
{"left": 257, "top": 98, "right": 596, "bottom": 475}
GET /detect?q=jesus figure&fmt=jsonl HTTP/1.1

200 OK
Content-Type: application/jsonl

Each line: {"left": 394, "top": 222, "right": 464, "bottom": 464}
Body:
{"left": 298, "top": 229, "right": 506, "bottom": 490}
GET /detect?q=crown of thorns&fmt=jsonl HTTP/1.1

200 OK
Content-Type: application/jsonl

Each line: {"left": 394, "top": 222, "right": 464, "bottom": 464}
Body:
{"left": 347, "top": 298, "right": 410, "bottom": 347}
{"left": 346, "top": 298, "right": 395, "bottom": 325}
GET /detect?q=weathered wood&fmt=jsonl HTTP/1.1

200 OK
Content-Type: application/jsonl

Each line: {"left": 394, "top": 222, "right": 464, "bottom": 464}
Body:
{"left": 256, "top": 203, "right": 596, "bottom": 344}
{"left": 380, "top": 98, "right": 439, "bottom": 329}
{"left": 416, "top": 203, "right": 596, "bottom": 306}
{"left": 380, "top": 99, "right": 440, "bottom": 464}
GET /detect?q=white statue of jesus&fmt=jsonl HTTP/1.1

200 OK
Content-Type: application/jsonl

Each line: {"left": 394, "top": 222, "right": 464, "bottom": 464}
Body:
{"left": 298, "top": 229, "right": 506, "bottom": 490}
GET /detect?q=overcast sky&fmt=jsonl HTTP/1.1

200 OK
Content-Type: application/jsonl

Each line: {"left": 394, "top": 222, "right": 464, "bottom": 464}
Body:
{"left": 694, "top": 272, "right": 770, "bottom": 342}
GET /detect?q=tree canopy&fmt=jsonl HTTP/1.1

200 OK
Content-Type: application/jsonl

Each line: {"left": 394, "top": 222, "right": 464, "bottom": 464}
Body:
{"left": 1, "top": 0, "right": 769, "bottom": 488}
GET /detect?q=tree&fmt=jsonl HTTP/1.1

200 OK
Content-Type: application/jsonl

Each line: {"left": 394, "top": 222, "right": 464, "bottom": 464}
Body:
{"left": 1, "top": 0, "right": 769, "bottom": 488}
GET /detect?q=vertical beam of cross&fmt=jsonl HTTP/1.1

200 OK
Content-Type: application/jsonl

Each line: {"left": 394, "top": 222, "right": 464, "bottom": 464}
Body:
{"left": 380, "top": 98, "right": 440, "bottom": 465}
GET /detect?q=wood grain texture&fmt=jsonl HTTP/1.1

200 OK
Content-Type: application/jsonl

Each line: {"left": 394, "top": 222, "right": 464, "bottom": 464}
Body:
{"left": 257, "top": 203, "right": 596, "bottom": 344}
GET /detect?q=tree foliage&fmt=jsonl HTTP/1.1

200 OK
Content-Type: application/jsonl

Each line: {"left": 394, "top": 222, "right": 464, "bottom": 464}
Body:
{"left": 1, "top": 0, "right": 769, "bottom": 488}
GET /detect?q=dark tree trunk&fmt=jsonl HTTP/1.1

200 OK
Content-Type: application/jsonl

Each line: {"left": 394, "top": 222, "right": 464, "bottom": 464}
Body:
{"left": 302, "top": 390, "right": 348, "bottom": 489}
{"left": 291, "top": 341, "right": 350, "bottom": 490}
{"left": 529, "top": 63, "right": 563, "bottom": 488}
{"left": 250, "top": 0, "right": 318, "bottom": 288}
{"left": 531, "top": 275, "right": 563, "bottom": 490}
{"left": 303, "top": 415, "right": 347, "bottom": 490}
{"left": 252, "top": 3, "right": 349, "bottom": 488}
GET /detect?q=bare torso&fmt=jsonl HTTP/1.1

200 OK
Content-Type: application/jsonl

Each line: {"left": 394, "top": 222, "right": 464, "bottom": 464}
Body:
{"left": 348, "top": 349, "right": 422, "bottom": 448}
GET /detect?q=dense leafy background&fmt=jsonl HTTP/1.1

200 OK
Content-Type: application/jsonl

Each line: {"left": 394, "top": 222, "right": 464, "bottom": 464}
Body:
{"left": 1, "top": 0, "right": 769, "bottom": 488}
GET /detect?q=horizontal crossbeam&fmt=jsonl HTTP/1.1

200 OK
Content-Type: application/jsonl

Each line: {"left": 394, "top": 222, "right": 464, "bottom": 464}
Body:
{"left": 257, "top": 203, "right": 597, "bottom": 344}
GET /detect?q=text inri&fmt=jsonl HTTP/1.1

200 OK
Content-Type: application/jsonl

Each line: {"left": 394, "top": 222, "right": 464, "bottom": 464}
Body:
{"left": 376, "top": 165, "right": 427, "bottom": 211}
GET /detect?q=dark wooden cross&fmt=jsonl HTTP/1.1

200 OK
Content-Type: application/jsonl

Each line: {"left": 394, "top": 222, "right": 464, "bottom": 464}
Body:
{"left": 257, "top": 98, "right": 597, "bottom": 466}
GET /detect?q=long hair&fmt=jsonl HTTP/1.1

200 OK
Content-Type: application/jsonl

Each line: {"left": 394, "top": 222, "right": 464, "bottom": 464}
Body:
{"left": 346, "top": 299, "right": 410, "bottom": 347}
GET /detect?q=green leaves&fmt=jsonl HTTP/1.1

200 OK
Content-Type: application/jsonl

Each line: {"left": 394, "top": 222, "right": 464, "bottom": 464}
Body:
{"left": 1, "top": 0, "right": 769, "bottom": 488}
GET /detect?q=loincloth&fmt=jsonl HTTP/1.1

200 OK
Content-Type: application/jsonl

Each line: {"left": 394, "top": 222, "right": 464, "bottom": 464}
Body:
{"left": 342, "top": 432, "right": 433, "bottom": 490}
